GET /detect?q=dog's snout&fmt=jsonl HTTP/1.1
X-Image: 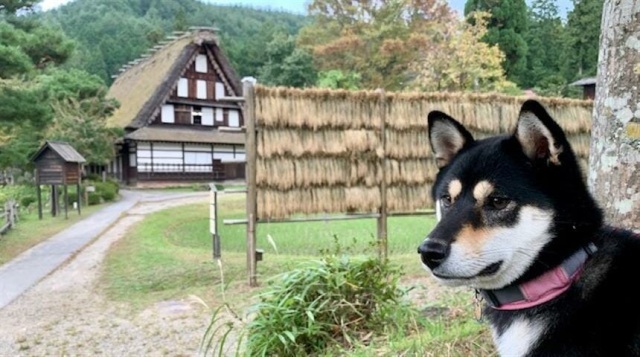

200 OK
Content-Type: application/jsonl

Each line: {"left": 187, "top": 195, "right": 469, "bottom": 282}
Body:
{"left": 418, "top": 239, "right": 450, "bottom": 269}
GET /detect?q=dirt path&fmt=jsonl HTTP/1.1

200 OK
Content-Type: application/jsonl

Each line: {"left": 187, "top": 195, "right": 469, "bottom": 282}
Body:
{"left": 0, "top": 194, "right": 215, "bottom": 356}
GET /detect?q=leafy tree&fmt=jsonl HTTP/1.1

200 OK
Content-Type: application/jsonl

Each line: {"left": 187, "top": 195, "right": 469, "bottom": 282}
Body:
{"left": 465, "top": 0, "right": 529, "bottom": 86}
{"left": 565, "top": 0, "right": 603, "bottom": 80}
{"left": 523, "top": 0, "right": 568, "bottom": 90}
{"left": 410, "top": 12, "right": 514, "bottom": 92}
{"left": 259, "top": 33, "right": 317, "bottom": 88}
{"left": 42, "top": 0, "right": 307, "bottom": 82}
{"left": 316, "top": 70, "right": 361, "bottom": 90}
{"left": 0, "top": 0, "right": 38, "bottom": 14}
{"left": 0, "top": 19, "right": 73, "bottom": 78}
{"left": 299, "top": 0, "right": 455, "bottom": 90}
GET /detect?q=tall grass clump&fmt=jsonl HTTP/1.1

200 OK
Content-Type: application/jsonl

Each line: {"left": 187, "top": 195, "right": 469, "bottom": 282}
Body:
{"left": 245, "top": 243, "right": 417, "bottom": 356}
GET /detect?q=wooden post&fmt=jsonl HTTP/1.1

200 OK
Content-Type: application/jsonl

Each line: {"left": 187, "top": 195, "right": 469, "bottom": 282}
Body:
{"left": 36, "top": 184, "right": 42, "bottom": 220}
{"left": 8, "top": 200, "right": 15, "bottom": 228}
{"left": 51, "top": 185, "right": 57, "bottom": 217}
{"left": 77, "top": 183, "right": 82, "bottom": 215}
{"left": 243, "top": 77, "right": 258, "bottom": 287}
{"left": 64, "top": 184, "right": 68, "bottom": 219}
{"left": 376, "top": 88, "right": 388, "bottom": 260}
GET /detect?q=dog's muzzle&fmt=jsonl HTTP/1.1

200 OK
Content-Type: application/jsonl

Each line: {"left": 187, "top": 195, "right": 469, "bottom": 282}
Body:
{"left": 417, "top": 239, "right": 450, "bottom": 269}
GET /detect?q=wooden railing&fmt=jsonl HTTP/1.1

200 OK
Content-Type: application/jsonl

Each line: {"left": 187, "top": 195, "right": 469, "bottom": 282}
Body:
{"left": 0, "top": 199, "right": 18, "bottom": 235}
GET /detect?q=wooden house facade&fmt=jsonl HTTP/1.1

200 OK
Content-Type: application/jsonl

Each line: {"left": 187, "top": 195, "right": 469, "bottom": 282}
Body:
{"left": 106, "top": 28, "right": 246, "bottom": 186}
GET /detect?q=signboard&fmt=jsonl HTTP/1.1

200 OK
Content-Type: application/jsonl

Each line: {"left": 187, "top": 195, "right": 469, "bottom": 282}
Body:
{"left": 86, "top": 186, "right": 96, "bottom": 192}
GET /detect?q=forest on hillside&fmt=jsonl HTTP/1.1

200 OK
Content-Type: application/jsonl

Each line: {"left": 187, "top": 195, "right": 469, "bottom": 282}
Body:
{"left": 1, "top": 0, "right": 603, "bottom": 171}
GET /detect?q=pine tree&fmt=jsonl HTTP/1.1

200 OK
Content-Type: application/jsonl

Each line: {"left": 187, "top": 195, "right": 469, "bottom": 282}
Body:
{"left": 464, "top": 0, "right": 529, "bottom": 86}
{"left": 524, "top": 0, "right": 568, "bottom": 92}
{"left": 565, "top": 0, "right": 604, "bottom": 80}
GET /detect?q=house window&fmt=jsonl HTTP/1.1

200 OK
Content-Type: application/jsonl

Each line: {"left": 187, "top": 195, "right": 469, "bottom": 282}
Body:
{"left": 177, "top": 78, "right": 188, "bottom": 97}
{"left": 215, "top": 82, "right": 225, "bottom": 99}
{"left": 215, "top": 108, "right": 224, "bottom": 122}
{"left": 202, "top": 107, "right": 214, "bottom": 126}
{"left": 228, "top": 109, "right": 240, "bottom": 127}
{"left": 195, "top": 54, "right": 208, "bottom": 73}
{"left": 197, "top": 80, "right": 207, "bottom": 99}
{"left": 161, "top": 104, "right": 175, "bottom": 123}
{"left": 192, "top": 106, "right": 202, "bottom": 125}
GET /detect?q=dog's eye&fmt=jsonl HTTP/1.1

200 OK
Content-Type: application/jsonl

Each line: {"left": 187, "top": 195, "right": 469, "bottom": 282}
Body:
{"left": 441, "top": 194, "right": 453, "bottom": 208}
{"left": 487, "top": 196, "right": 510, "bottom": 210}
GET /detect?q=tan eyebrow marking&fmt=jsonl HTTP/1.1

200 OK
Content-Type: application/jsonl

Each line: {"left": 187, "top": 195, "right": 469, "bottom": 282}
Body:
{"left": 473, "top": 180, "right": 494, "bottom": 205}
{"left": 448, "top": 179, "right": 462, "bottom": 200}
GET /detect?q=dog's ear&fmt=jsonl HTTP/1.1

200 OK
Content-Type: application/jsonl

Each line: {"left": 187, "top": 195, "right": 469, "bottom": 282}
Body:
{"left": 428, "top": 111, "right": 475, "bottom": 168}
{"left": 514, "top": 100, "right": 567, "bottom": 165}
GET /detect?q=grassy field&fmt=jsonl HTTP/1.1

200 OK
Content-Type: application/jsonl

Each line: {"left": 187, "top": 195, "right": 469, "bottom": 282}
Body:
{"left": 101, "top": 193, "right": 495, "bottom": 356}
{"left": 0, "top": 203, "right": 109, "bottom": 265}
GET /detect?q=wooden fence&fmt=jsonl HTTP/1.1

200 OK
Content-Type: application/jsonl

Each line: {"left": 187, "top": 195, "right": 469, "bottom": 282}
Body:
{"left": 0, "top": 199, "right": 18, "bottom": 235}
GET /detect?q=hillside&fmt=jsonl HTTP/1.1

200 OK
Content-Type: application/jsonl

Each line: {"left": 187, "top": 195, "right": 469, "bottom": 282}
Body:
{"left": 41, "top": 0, "right": 308, "bottom": 83}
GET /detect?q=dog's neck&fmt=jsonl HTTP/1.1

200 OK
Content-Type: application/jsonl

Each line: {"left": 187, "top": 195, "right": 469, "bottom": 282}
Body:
{"left": 479, "top": 243, "right": 597, "bottom": 310}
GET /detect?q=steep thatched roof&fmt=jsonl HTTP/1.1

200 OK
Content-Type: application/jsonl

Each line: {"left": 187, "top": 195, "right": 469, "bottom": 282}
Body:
{"left": 125, "top": 126, "right": 245, "bottom": 145}
{"left": 107, "top": 28, "right": 241, "bottom": 130}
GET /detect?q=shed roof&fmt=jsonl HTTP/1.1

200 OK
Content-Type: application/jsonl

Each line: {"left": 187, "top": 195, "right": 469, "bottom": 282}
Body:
{"left": 106, "top": 28, "right": 241, "bottom": 130}
{"left": 32, "top": 141, "right": 86, "bottom": 163}
{"left": 570, "top": 77, "right": 597, "bottom": 86}
{"left": 125, "top": 127, "right": 245, "bottom": 145}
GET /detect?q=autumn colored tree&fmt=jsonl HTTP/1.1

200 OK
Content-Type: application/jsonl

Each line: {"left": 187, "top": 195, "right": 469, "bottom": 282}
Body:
{"left": 409, "top": 12, "right": 513, "bottom": 92}
{"left": 298, "top": 0, "right": 455, "bottom": 90}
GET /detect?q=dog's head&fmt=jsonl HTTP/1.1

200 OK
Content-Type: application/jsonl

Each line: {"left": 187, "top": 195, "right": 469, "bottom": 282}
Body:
{"left": 418, "top": 100, "right": 602, "bottom": 290}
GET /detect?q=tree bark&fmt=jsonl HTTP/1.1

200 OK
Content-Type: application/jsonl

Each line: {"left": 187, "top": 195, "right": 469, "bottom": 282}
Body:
{"left": 588, "top": 1, "right": 640, "bottom": 230}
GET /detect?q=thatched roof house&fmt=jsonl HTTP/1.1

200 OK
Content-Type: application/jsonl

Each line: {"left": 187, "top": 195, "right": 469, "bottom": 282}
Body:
{"left": 105, "top": 27, "right": 246, "bottom": 186}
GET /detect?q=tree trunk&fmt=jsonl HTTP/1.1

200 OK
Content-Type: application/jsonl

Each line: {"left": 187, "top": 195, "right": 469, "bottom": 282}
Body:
{"left": 588, "top": 0, "right": 640, "bottom": 230}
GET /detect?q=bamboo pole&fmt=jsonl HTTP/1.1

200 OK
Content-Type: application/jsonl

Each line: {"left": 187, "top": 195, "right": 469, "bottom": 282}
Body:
{"left": 376, "top": 89, "right": 388, "bottom": 260}
{"left": 243, "top": 77, "right": 258, "bottom": 287}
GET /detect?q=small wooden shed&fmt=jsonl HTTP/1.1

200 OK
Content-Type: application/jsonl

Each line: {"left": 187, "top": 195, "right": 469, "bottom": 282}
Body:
{"left": 570, "top": 77, "right": 596, "bottom": 100}
{"left": 31, "top": 141, "right": 86, "bottom": 219}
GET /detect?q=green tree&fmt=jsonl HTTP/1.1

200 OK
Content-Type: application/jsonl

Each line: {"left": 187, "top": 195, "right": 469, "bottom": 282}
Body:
{"left": 259, "top": 33, "right": 317, "bottom": 88}
{"left": 465, "top": 0, "right": 529, "bottom": 86}
{"left": 316, "top": 70, "right": 361, "bottom": 90}
{"left": 0, "top": 0, "right": 38, "bottom": 14}
{"left": 565, "top": 0, "right": 604, "bottom": 80}
{"left": 523, "top": 0, "right": 569, "bottom": 91}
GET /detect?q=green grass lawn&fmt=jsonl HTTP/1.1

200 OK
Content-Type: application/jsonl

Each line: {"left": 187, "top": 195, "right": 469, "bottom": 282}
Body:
{"left": 101, "top": 194, "right": 495, "bottom": 356}
{"left": 0, "top": 203, "right": 109, "bottom": 265}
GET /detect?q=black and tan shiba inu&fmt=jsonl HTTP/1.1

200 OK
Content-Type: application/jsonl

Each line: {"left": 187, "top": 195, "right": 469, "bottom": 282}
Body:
{"left": 418, "top": 100, "right": 640, "bottom": 356}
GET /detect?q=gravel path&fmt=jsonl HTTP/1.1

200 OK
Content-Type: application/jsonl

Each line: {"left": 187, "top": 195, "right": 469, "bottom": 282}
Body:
{"left": 0, "top": 194, "right": 217, "bottom": 356}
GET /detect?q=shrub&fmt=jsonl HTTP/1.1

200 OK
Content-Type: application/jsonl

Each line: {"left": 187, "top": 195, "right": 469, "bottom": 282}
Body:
{"left": 245, "top": 252, "right": 414, "bottom": 355}
{"left": 67, "top": 192, "right": 79, "bottom": 206}
{"left": 104, "top": 178, "right": 119, "bottom": 194}
{"left": 93, "top": 182, "right": 117, "bottom": 202}
{"left": 20, "top": 195, "right": 36, "bottom": 208}
{"left": 88, "top": 192, "right": 101, "bottom": 205}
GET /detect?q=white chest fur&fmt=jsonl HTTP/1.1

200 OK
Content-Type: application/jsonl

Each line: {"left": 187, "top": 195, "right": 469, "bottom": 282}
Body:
{"left": 492, "top": 318, "right": 546, "bottom": 357}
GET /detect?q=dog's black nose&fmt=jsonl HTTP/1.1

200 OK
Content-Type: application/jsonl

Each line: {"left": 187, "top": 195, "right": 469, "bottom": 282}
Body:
{"left": 418, "top": 239, "right": 450, "bottom": 269}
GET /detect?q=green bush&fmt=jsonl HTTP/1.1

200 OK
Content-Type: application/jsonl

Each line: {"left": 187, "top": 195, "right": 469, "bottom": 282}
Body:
{"left": 20, "top": 195, "right": 36, "bottom": 208}
{"left": 93, "top": 181, "right": 117, "bottom": 202}
{"left": 105, "top": 178, "right": 119, "bottom": 194}
{"left": 88, "top": 192, "right": 101, "bottom": 205}
{"left": 244, "top": 250, "right": 414, "bottom": 355}
{"left": 67, "top": 192, "right": 79, "bottom": 206}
